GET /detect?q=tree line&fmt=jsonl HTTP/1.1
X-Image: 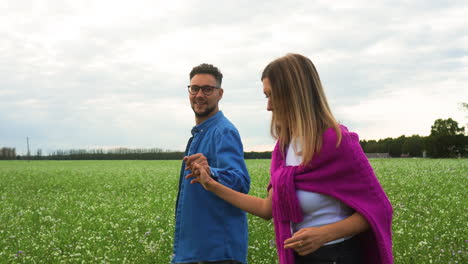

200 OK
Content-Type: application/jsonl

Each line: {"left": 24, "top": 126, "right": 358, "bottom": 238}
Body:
{"left": 1, "top": 117, "right": 466, "bottom": 160}
{"left": 0, "top": 147, "right": 16, "bottom": 160}
{"left": 361, "top": 118, "right": 466, "bottom": 158}
{"left": 4, "top": 149, "right": 273, "bottom": 160}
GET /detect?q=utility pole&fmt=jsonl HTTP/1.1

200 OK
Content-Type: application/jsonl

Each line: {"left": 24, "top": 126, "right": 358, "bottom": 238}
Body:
{"left": 26, "top": 137, "right": 30, "bottom": 160}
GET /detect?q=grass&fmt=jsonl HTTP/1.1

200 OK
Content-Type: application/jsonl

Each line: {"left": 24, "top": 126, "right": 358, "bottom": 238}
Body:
{"left": 0, "top": 159, "right": 466, "bottom": 263}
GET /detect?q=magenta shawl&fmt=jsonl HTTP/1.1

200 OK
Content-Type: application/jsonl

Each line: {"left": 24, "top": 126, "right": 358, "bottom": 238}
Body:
{"left": 268, "top": 126, "right": 393, "bottom": 264}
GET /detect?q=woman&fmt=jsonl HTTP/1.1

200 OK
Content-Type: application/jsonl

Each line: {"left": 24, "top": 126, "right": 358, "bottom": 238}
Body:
{"left": 185, "top": 53, "right": 393, "bottom": 264}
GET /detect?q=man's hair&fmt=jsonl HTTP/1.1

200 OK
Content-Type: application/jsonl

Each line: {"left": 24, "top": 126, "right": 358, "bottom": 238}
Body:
{"left": 261, "top": 53, "right": 341, "bottom": 166}
{"left": 189, "top": 63, "right": 223, "bottom": 87}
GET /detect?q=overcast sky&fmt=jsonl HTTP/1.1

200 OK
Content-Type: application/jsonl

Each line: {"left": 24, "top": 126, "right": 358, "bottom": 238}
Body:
{"left": 1, "top": 0, "right": 467, "bottom": 155}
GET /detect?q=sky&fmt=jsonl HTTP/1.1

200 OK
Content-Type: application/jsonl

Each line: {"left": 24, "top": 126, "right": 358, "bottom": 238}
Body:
{"left": 1, "top": 0, "right": 467, "bottom": 155}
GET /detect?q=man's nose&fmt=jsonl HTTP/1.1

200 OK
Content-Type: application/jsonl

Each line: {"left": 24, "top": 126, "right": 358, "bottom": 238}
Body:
{"left": 195, "top": 89, "right": 205, "bottom": 97}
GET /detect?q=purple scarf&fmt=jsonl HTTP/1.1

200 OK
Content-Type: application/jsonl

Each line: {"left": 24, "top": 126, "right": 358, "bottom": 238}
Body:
{"left": 268, "top": 126, "right": 393, "bottom": 264}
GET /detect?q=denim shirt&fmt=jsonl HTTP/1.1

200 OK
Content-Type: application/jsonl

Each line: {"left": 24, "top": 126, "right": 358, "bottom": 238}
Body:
{"left": 172, "top": 111, "right": 250, "bottom": 264}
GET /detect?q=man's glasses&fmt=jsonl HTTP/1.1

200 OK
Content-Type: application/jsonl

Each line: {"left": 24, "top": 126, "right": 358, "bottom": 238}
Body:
{"left": 187, "top": 85, "right": 220, "bottom": 96}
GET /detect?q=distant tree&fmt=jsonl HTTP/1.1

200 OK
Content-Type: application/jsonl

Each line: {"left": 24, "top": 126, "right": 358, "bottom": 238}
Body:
{"left": 427, "top": 118, "right": 466, "bottom": 157}
{"left": 361, "top": 137, "right": 404, "bottom": 157}
{"left": 244, "top": 151, "right": 272, "bottom": 159}
{"left": 391, "top": 135, "right": 406, "bottom": 157}
{"left": 377, "top": 138, "right": 391, "bottom": 154}
{"left": 360, "top": 139, "right": 381, "bottom": 153}
{"left": 461, "top": 102, "right": 468, "bottom": 133}
{"left": 430, "top": 118, "right": 465, "bottom": 136}
{"left": 0, "top": 147, "right": 16, "bottom": 160}
{"left": 402, "top": 135, "right": 424, "bottom": 157}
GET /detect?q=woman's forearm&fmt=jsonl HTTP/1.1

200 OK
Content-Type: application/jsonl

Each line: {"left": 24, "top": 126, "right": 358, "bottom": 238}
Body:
{"left": 319, "top": 211, "right": 370, "bottom": 242}
{"left": 207, "top": 180, "right": 272, "bottom": 220}
{"left": 187, "top": 162, "right": 273, "bottom": 220}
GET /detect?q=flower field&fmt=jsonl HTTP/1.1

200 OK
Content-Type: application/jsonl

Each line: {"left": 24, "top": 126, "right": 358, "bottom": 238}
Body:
{"left": 0, "top": 159, "right": 466, "bottom": 263}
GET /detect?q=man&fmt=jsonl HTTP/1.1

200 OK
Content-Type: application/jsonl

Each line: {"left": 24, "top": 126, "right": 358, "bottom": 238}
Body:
{"left": 172, "top": 63, "right": 250, "bottom": 264}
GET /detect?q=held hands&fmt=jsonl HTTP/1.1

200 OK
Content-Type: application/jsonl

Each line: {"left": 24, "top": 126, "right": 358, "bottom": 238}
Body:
{"left": 184, "top": 153, "right": 215, "bottom": 191}
{"left": 283, "top": 226, "right": 329, "bottom": 256}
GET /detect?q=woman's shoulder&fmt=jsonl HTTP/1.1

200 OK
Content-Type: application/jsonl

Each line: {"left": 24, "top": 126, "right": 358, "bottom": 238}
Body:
{"left": 320, "top": 125, "right": 361, "bottom": 156}
{"left": 322, "top": 124, "right": 355, "bottom": 136}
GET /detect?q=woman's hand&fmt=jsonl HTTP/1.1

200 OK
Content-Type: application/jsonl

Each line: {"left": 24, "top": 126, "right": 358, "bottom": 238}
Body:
{"left": 283, "top": 226, "right": 330, "bottom": 256}
{"left": 284, "top": 211, "right": 369, "bottom": 256}
{"left": 184, "top": 154, "right": 216, "bottom": 191}
{"left": 184, "top": 153, "right": 210, "bottom": 173}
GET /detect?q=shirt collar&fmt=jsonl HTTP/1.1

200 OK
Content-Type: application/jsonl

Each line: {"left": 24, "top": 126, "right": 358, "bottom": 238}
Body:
{"left": 191, "top": 111, "right": 224, "bottom": 135}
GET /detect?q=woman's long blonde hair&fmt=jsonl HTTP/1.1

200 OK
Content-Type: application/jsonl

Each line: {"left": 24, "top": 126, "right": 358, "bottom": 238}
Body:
{"left": 262, "top": 53, "right": 342, "bottom": 166}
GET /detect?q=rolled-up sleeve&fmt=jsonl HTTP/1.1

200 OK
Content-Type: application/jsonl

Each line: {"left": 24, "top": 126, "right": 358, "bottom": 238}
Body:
{"left": 210, "top": 128, "right": 250, "bottom": 194}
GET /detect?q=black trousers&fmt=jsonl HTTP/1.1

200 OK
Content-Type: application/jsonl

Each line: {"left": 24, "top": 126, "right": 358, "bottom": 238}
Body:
{"left": 294, "top": 236, "right": 362, "bottom": 264}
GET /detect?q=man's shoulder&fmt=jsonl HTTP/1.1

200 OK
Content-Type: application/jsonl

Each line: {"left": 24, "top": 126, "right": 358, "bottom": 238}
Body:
{"left": 213, "top": 114, "right": 240, "bottom": 134}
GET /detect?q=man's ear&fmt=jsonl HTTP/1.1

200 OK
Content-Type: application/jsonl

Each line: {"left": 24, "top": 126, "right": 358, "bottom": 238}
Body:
{"left": 218, "top": 88, "right": 224, "bottom": 100}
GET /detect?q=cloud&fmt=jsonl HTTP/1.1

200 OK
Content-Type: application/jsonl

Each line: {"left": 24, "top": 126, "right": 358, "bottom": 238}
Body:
{"left": 1, "top": 0, "right": 467, "bottom": 154}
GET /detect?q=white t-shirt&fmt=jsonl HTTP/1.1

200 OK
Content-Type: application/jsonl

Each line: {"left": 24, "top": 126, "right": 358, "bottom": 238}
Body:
{"left": 286, "top": 142, "right": 354, "bottom": 245}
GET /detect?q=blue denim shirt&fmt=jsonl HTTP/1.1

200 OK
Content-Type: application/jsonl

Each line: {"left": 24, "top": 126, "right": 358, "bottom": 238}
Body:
{"left": 172, "top": 111, "right": 250, "bottom": 264}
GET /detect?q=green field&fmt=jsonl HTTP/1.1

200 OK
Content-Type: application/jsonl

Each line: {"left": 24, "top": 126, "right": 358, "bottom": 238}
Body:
{"left": 0, "top": 159, "right": 466, "bottom": 263}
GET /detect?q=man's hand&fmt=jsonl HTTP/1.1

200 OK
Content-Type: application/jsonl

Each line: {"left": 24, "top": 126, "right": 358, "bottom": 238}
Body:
{"left": 184, "top": 153, "right": 209, "bottom": 172}
{"left": 283, "top": 226, "right": 329, "bottom": 256}
{"left": 184, "top": 153, "right": 215, "bottom": 191}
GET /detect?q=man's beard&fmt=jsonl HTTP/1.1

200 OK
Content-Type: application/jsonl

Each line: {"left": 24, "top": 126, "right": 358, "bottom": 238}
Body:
{"left": 192, "top": 105, "right": 216, "bottom": 118}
